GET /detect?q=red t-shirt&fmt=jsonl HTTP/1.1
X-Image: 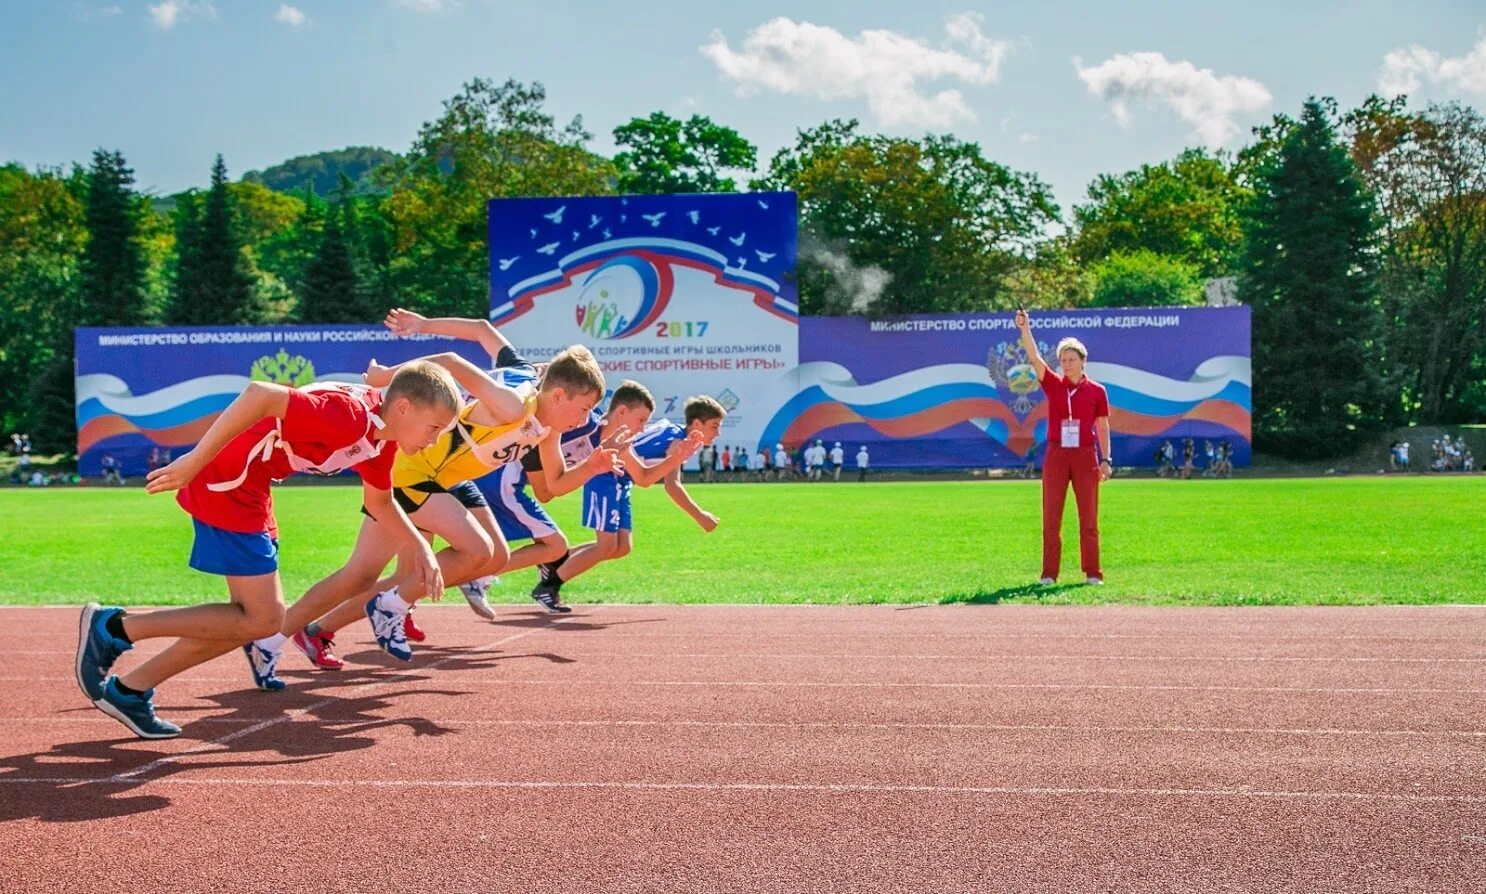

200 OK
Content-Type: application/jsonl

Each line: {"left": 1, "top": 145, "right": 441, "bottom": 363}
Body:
{"left": 1039, "top": 368, "right": 1110, "bottom": 451}
{"left": 177, "top": 384, "right": 396, "bottom": 537}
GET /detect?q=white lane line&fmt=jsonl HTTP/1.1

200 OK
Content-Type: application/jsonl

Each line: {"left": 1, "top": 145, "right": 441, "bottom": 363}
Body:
{"left": 12, "top": 650, "right": 1486, "bottom": 663}
{"left": 1, "top": 775, "right": 1482, "bottom": 804}
{"left": 14, "top": 715, "right": 1486, "bottom": 738}
{"left": 17, "top": 630, "right": 1486, "bottom": 643}
{"left": 6, "top": 676, "right": 1484, "bottom": 695}
{"left": 104, "top": 619, "right": 567, "bottom": 783}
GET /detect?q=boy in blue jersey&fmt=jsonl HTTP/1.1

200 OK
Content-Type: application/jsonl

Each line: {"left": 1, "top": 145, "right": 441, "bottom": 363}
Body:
{"left": 534, "top": 384, "right": 721, "bottom": 605}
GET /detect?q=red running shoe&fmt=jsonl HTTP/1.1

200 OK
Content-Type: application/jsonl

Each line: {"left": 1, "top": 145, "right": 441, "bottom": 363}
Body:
{"left": 403, "top": 608, "right": 427, "bottom": 643}
{"left": 291, "top": 629, "right": 344, "bottom": 671}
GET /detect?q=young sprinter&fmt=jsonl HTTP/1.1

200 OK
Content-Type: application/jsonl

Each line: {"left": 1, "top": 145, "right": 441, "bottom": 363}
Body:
{"left": 372, "top": 308, "right": 620, "bottom": 616}
{"left": 534, "top": 391, "right": 722, "bottom": 605}
{"left": 294, "top": 337, "right": 619, "bottom": 661}
{"left": 239, "top": 343, "right": 584, "bottom": 686}
{"left": 75, "top": 366, "right": 461, "bottom": 738}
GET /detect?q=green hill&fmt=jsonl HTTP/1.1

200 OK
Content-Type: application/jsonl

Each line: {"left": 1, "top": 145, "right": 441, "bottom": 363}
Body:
{"left": 242, "top": 146, "right": 401, "bottom": 196}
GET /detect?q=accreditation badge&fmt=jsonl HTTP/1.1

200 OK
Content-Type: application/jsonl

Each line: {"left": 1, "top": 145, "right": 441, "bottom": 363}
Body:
{"left": 1060, "top": 420, "right": 1081, "bottom": 449}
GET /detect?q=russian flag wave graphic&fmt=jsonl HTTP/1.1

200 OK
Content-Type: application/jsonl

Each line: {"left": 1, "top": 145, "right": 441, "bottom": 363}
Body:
{"left": 760, "top": 356, "right": 1252, "bottom": 455}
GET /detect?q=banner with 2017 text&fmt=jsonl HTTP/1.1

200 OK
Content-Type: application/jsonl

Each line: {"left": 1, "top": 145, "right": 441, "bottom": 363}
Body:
{"left": 486, "top": 192, "right": 798, "bottom": 456}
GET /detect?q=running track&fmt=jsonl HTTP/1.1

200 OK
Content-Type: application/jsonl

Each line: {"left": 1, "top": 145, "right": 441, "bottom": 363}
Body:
{"left": 2, "top": 604, "right": 1483, "bottom": 893}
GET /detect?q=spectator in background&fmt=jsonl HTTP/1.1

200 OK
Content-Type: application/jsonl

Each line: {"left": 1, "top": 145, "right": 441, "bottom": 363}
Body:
{"left": 774, "top": 443, "right": 791, "bottom": 481}
{"left": 733, "top": 447, "right": 747, "bottom": 481}
{"left": 1156, "top": 439, "right": 1175, "bottom": 478}
{"left": 7, "top": 433, "right": 19, "bottom": 456}
{"left": 18, "top": 451, "right": 31, "bottom": 478}
{"left": 1180, "top": 438, "right": 1195, "bottom": 480}
{"left": 698, "top": 443, "right": 714, "bottom": 483}
{"left": 1463, "top": 446, "right": 1475, "bottom": 472}
{"left": 750, "top": 447, "right": 766, "bottom": 480}
{"left": 808, "top": 440, "right": 826, "bottom": 481}
{"left": 1202, "top": 439, "right": 1216, "bottom": 477}
{"left": 1397, "top": 439, "right": 1410, "bottom": 471}
{"left": 721, "top": 445, "right": 732, "bottom": 478}
{"left": 856, "top": 445, "right": 870, "bottom": 482}
{"left": 101, "top": 454, "right": 124, "bottom": 486}
{"left": 830, "top": 441, "right": 845, "bottom": 481}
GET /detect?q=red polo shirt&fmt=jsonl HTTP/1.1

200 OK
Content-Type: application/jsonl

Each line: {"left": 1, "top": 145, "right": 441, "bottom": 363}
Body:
{"left": 1040, "top": 368, "right": 1110, "bottom": 451}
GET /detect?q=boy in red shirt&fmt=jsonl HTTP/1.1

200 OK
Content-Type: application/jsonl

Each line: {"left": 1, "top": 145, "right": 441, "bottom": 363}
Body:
{"left": 74, "top": 362, "right": 462, "bottom": 739}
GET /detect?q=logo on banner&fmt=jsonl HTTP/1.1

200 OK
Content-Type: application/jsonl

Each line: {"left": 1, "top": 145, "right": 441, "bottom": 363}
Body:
{"left": 250, "top": 349, "right": 317, "bottom": 386}
{"left": 987, "top": 341, "right": 1044, "bottom": 417}
{"left": 574, "top": 255, "right": 670, "bottom": 340}
{"left": 716, "top": 388, "right": 740, "bottom": 412}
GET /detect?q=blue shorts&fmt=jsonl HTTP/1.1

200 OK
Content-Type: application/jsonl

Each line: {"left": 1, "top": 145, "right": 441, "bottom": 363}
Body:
{"left": 481, "top": 464, "right": 557, "bottom": 543}
{"left": 582, "top": 474, "right": 632, "bottom": 533}
{"left": 188, "top": 518, "right": 279, "bottom": 577}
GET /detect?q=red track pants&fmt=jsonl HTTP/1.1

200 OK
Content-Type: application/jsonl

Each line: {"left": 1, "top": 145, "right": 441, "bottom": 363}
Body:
{"left": 1041, "top": 446, "right": 1102, "bottom": 581}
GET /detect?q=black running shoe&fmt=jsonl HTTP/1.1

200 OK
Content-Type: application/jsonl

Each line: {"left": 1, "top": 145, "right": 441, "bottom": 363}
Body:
{"left": 536, "top": 560, "right": 559, "bottom": 585}
{"left": 530, "top": 582, "right": 572, "bottom": 614}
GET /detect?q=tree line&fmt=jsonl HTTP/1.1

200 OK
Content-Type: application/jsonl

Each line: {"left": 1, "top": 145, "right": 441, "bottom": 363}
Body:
{"left": 1, "top": 78, "right": 1482, "bottom": 458}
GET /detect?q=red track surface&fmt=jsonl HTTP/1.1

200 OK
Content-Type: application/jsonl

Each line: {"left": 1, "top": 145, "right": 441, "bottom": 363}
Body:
{"left": 2, "top": 604, "right": 1483, "bottom": 893}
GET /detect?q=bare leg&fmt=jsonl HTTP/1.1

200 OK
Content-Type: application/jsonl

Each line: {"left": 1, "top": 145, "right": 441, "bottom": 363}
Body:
{"left": 120, "top": 573, "right": 284, "bottom": 691}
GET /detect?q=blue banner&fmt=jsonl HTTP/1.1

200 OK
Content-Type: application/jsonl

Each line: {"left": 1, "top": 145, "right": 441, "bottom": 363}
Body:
{"left": 769, "top": 308, "right": 1251, "bottom": 469}
{"left": 74, "top": 325, "right": 487, "bottom": 476}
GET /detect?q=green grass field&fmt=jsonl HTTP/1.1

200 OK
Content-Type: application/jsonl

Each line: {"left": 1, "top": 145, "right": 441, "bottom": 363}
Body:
{"left": 1, "top": 476, "right": 1482, "bottom": 606}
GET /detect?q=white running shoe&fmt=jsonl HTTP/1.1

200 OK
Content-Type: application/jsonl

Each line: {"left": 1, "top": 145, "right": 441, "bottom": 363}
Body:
{"left": 1085, "top": 576, "right": 1104, "bottom": 586}
{"left": 1039, "top": 577, "right": 1056, "bottom": 586}
{"left": 458, "top": 576, "right": 498, "bottom": 620}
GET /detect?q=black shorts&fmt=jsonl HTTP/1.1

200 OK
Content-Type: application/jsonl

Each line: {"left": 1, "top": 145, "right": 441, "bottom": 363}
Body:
{"left": 361, "top": 479, "right": 489, "bottom": 523}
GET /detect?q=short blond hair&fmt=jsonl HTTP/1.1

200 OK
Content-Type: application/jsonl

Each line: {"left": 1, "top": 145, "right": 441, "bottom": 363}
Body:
{"left": 684, "top": 395, "right": 726, "bottom": 427}
{"left": 385, "top": 360, "right": 461, "bottom": 413}
{"left": 1055, "top": 337, "right": 1088, "bottom": 360}
{"left": 541, "top": 344, "right": 605, "bottom": 398}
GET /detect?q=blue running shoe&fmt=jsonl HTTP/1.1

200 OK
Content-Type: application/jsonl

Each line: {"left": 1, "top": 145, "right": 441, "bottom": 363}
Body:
{"left": 76, "top": 603, "right": 132, "bottom": 701}
{"left": 242, "top": 642, "right": 285, "bottom": 691}
{"left": 365, "top": 596, "right": 413, "bottom": 661}
{"left": 95, "top": 676, "right": 181, "bottom": 740}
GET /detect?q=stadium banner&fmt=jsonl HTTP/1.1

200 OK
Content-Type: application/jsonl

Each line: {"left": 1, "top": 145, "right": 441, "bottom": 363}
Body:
{"left": 770, "top": 307, "right": 1252, "bottom": 469}
{"left": 74, "top": 325, "right": 488, "bottom": 476}
{"left": 487, "top": 191, "right": 798, "bottom": 453}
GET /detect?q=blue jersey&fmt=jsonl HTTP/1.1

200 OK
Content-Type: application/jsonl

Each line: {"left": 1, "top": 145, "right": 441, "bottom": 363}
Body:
{"left": 630, "top": 419, "right": 687, "bottom": 464}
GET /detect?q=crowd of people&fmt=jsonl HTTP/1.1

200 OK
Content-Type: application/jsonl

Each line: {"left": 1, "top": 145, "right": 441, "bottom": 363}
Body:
{"left": 1153, "top": 437, "right": 1234, "bottom": 479}
{"left": 690, "top": 440, "right": 871, "bottom": 482}
{"left": 1393, "top": 435, "right": 1476, "bottom": 472}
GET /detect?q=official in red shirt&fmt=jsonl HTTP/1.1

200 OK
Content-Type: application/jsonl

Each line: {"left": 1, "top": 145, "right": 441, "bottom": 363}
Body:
{"left": 1015, "top": 309, "right": 1111, "bottom": 584}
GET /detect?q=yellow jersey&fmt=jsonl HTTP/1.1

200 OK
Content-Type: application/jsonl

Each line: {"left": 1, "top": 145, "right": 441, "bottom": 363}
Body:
{"left": 392, "top": 387, "right": 546, "bottom": 499}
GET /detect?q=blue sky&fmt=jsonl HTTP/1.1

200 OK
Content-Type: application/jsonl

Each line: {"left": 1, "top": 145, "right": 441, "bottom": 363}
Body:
{"left": 3, "top": 1, "right": 1483, "bottom": 215}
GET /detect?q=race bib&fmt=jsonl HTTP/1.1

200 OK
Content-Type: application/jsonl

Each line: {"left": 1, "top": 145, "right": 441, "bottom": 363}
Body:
{"left": 1060, "top": 420, "right": 1081, "bottom": 449}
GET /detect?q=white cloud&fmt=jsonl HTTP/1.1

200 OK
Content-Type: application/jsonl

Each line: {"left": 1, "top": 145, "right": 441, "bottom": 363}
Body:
{"left": 69, "top": 4, "right": 123, "bottom": 24}
{"left": 274, "top": 3, "right": 307, "bottom": 27}
{"left": 700, "top": 13, "right": 1012, "bottom": 129}
{"left": 1074, "top": 51, "right": 1271, "bottom": 145}
{"left": 148, "top": 0, "right": 214, "bottom": 30}
{"left": 1378, "top": 36, "right": 1486, "bottom": 97}
{"left": 397, "top": 0, "right": 457, "bottom": 11}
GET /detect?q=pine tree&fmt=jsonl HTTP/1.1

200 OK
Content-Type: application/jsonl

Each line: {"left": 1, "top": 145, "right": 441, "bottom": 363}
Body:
{"left": 298, "top": 196, "right": 361, "bottom": 321}
{"left": 168, "top": 155, "right": 258, "bottom": 324}
{"left": 1239, "top": 99, "right": 1388, "bottom": 458}
{"left": 165, "top": 190, "right": 203, "bottom": 324}
{"left": 79, "top": 149, "right": 149, "bottom": 326}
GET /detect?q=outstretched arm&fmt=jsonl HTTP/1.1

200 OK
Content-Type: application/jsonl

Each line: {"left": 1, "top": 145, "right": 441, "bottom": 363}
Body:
{"left": 1014, "top": 309, "right": 1049, "bottom": 380}
{"left": 625, "top": 432, "right": 704, "bottom": 488}
{"left": 385, "top": 308, "right": 512, "bottom": 364}
{"left": 145, "top": 382, "right": 290, "bottom": 493}
{"left": 366, "top": 353, "right": 523, "bottom": 422}
{"left": 535, "top": 428, "right": 623, "bottom": 497}
{"left": 663, "top": 465, "right": 717, "bottom": 532}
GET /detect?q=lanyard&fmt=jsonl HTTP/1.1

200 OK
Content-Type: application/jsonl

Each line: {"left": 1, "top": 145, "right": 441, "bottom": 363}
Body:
{"left": 1065, "top": 382, "right": 1080, "bottom": 421}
